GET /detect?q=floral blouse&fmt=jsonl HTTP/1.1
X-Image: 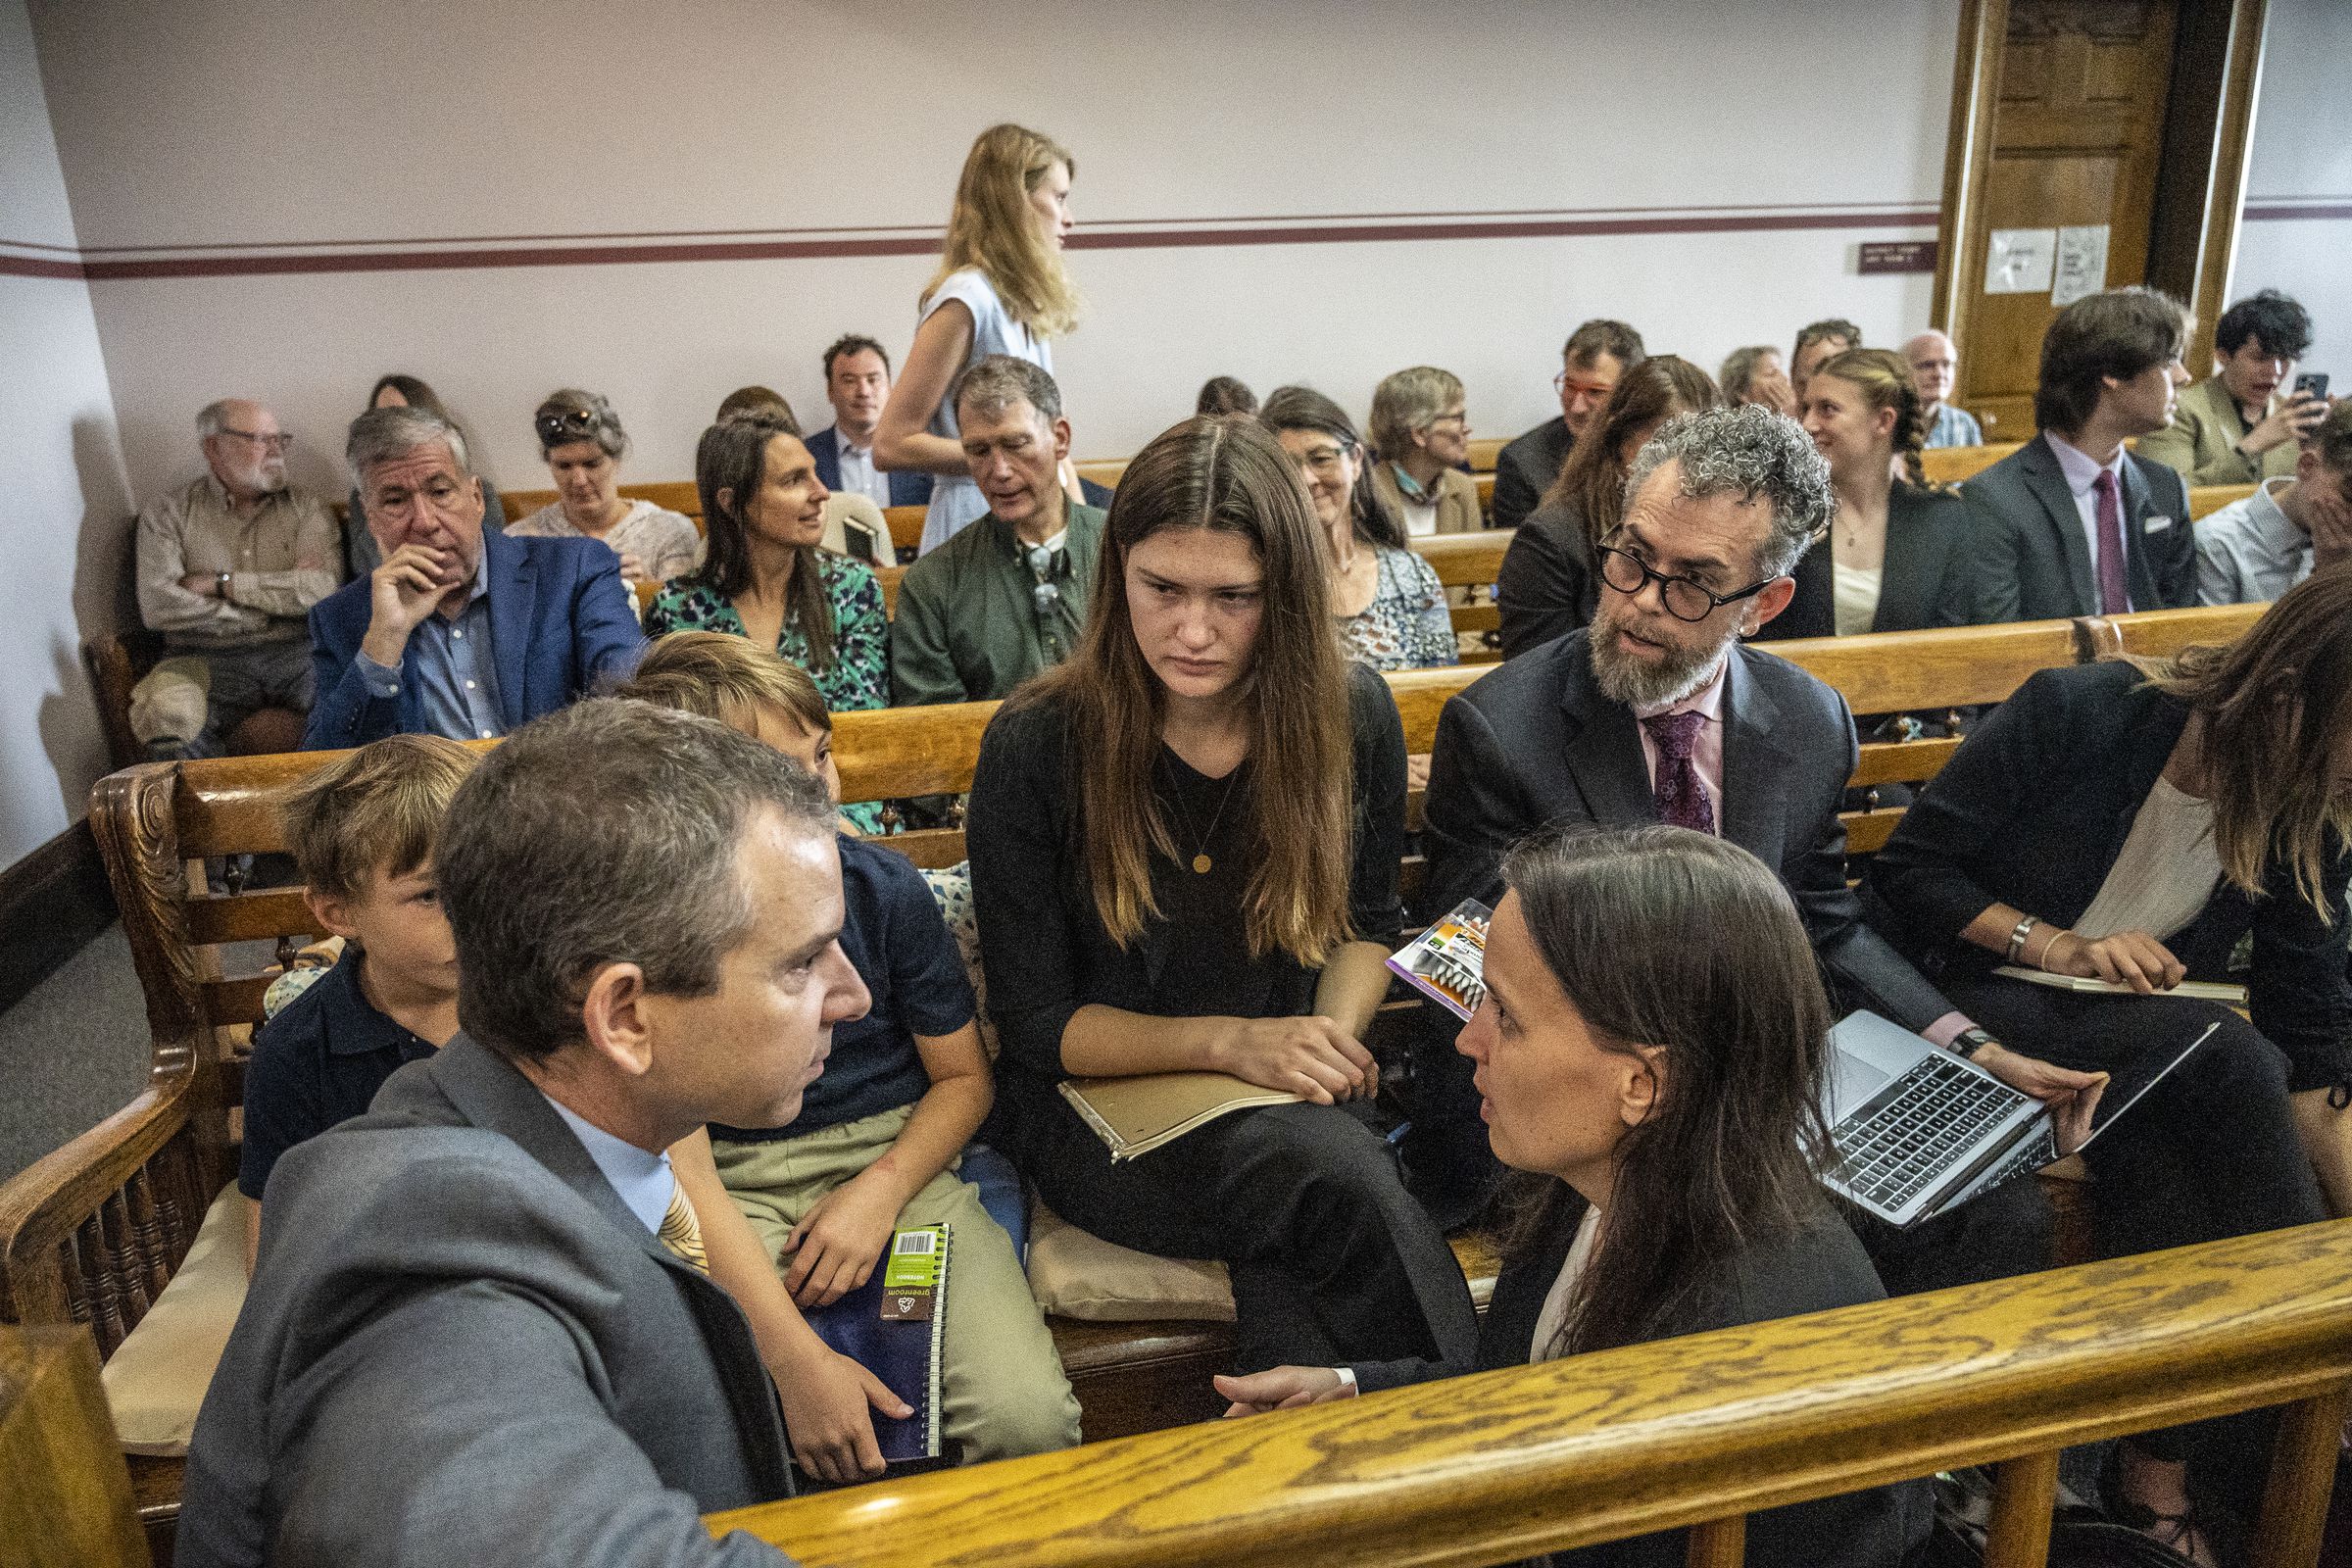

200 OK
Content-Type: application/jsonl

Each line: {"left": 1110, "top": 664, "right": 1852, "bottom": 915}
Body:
{"left": 643, "top": 553, "right": 892, "bottom": 832}
{"left": 1336, "top": 546, "right": 1459, "bottom": 672}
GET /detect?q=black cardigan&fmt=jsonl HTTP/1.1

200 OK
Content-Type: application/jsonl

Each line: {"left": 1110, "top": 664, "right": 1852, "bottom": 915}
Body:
{"left": 1864, "top": 660, "right": 2352, "bottom": 1091}
{"left": 965, "top": 662, "right": 1408, "bottom": 1132}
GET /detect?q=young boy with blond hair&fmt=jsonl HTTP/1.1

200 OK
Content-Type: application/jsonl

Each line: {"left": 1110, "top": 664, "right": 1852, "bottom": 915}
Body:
{"left": 239, "top": 734, "right": 476, "bottom": 1270}
{"left": 619, "top": 631, "right": 1079, "bottom": 1475}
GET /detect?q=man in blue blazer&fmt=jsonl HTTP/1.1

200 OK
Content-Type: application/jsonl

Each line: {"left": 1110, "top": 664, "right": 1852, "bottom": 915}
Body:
{"left": 305, "top": 406, "right": 643, "bottom": 750}
{"left": 807, "top": 334, "right": 934, "bottom": 510}
{"left": 1962, "top": 287, "right": 2198, "bottom": 622}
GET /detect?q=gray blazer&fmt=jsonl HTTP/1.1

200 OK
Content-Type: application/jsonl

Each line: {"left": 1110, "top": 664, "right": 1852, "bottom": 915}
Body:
{"left": 1421, "top": 633, "right": 1959, "bottom": 1033}
{"left": 1959, "top": 434, "right": 2195, "bottom": 622}
{"left": 178, "top": 1035, "right": 797, "bottom": 1568}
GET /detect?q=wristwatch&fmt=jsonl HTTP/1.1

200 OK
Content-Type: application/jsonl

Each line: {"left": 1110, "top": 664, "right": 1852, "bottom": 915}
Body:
{"left": 214, "top": 570, "right": 232, "bottom": 599}
{"left": 1954, "top": 1028, "right": 1996, "bottom": 1060}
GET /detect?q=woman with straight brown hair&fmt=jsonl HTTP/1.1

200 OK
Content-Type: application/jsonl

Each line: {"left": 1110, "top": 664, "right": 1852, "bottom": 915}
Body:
{"left": 877, "top": 123, "right": 1084, "bottom": 555}
{"left": 1867, "top": 572, "right": 2352, "bottom": 1560}
{"left": 966, "top": 416, "right": 1477, "bottom": 1375}
{"left": 1220, "top": 825, "right": 1931, "bottom": 1568}
{"left": 1494, "top": 356, "right": 1718, "bottom": 658}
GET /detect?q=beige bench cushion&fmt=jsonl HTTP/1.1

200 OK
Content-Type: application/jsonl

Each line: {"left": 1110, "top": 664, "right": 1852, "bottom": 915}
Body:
{"left": 102, "top": 1182, "right": 247, "bottom": 1456}
{"left": 1026, "top": 1200, "right": 1235, "bottom": 1322}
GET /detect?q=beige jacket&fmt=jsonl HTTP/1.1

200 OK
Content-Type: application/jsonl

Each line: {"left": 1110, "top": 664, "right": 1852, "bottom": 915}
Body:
{"left": 2135, "top": 375, "right": 2301, "bottom": 488}
{"left": 1371, "top": 463, "right": 1483, "bottom": 536}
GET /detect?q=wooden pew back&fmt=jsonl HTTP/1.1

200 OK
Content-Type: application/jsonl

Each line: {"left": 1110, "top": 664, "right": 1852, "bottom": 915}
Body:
{"left": 499, "top": 480, "right": 704, "bottom": 522}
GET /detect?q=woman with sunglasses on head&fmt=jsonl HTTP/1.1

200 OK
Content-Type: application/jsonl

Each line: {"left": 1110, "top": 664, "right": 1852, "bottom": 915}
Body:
{"left": 1494, "top": 357, "right": 1718, "bottom": 659}
{"left": 646, "top": 409, "right": 889, "bottom": 829}
{"left": 876, "top": 123, "right": 1083, "bottom": 556}
{"left": 1866, "top": 572, "right": 2352, "bottom": 1562}
{"left": 345, "top": 374, "right": 507, "bottom": 575}
{"left": 966, "top": 416, "right": 1478, "bottom": 1381}
{"left": 1787, "top": 348, "right": 1975, "bottom": 638}
{"left": 511, "top": 390, "right": 701, "bottom": 595}
{"left": 1260, "top": 387, "right": 1456, "bottom": 674}
{"left": 1221, "top": 824, "right": 1931, "bottom": 1568}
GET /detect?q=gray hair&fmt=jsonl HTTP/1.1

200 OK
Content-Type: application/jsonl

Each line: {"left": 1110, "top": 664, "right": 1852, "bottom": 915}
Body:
{"left": 195, "top": 400, "right": 235, "bottom": 440}
{"left": 953, "top": 354, "right": 1062, "bottom": 426}
{"left": 535, "top": 388, "right": 629, "bottom": 460}
{"left": 1622, "top": 405, "right": 1832, "bottom": 577}
{"left": 347, "top": 405, "right": 472, "bottom": 483}
{"left": 1368, "top": 365, "right": 1464, "bottom": 457}
{"left": 435, "top": 699, "right": 836, "bottom": 1063}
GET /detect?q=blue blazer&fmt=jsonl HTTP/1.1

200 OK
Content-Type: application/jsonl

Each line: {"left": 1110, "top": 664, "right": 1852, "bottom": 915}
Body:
{"left": 302, "top": 527, "right": 644, "bottom": 750}
{"left": 807, "top": 425, "right": 934, "bottom": 508}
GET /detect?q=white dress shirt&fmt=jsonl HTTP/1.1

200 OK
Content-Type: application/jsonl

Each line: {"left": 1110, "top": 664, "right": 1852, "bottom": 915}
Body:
{"left": 835, "top": 431, "right": 893, "bottom": 509}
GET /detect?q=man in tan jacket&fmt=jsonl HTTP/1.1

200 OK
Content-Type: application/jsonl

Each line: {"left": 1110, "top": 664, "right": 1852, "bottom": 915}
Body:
{"left": 2138, "top": 290, "right": 2329, "bottom": 487}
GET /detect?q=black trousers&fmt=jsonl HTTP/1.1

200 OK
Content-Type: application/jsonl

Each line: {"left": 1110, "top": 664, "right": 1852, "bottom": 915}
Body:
{"left": 1016, "top": 1092, "right": 1480, "bottom": 1374}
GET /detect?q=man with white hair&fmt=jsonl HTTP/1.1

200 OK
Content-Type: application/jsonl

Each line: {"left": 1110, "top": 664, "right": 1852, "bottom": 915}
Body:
{"left": 1903, "top": 331, "right": 1984, "bottom": 449}
{"left": 131, "top": 399, "right": 341, "bottom": 758}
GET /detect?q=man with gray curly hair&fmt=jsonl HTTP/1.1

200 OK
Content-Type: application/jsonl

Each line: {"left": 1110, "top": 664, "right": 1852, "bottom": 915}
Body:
{"left": 1409, "top": 403, "right": 2090, "bottom": 1298}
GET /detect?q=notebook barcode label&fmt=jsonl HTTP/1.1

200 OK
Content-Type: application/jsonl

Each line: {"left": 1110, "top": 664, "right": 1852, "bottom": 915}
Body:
{"left": 893, "top": 1230, "right": 938, "bottom": 1255}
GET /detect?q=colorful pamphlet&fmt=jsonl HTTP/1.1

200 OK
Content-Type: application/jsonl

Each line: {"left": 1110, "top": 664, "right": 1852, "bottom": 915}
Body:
{"left": 1387, "top": 899, "right": 1494, "bottom": 1020}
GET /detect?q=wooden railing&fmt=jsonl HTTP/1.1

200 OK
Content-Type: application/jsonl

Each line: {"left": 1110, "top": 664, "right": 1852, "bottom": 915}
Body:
{"left": 708, "top": 1221, "right": 2352, "bottom": 1568}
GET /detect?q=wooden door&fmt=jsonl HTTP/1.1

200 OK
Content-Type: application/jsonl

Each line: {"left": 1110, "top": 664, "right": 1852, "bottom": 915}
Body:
{"left": 1936, "top": 0, "right": 2180, "bottom": 438}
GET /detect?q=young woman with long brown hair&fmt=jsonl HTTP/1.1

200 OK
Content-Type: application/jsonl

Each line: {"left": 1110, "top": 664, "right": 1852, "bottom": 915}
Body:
{"left": 966, "top": 416, "right": 1478, "bottom": 1375}
{"left": 1220, "top": 825, "right": 1931, "bottom": 1568}
{"left": 876, "top": 123, "right": 1084, "bottom": 555}
{"left": 1867, "top": 570, "right": 2352, "bottom": 1560}
{"left": 1494, "top": 356, "right": 1717, "bottom": 658}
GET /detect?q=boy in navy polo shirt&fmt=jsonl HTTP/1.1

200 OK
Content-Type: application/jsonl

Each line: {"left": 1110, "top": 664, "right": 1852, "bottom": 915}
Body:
{"left": 619, "top": 633, "right": 1079, "bottom": 1476}
{"left": 239, "top": 735, "right": 478, "bottom": 1271}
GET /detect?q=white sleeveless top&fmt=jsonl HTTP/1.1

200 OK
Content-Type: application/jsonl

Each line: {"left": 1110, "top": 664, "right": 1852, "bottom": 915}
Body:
{"left": 1833, "top": 563, "right": 1883, "bottom": 637}
{"left": 919, "top": 269, "right": 1054, "bottom": 554}
{"left": 2073, "top": 775, "right": 2223, "bottom": 943}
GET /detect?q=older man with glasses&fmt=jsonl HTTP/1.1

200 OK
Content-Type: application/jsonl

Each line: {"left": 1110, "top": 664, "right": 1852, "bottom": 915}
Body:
{"left": 1407, "top": 404, "right": 2083, "bottom": 1302}
{"left": 130, "top": 398, "right": 343, "bottom": 759}
{"left": 889, "top": 356, "right": 1103, "bottom": 706}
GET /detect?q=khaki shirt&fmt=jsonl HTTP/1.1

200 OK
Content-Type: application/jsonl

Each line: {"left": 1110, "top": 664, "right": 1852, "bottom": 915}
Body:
{"left": 136, "top": 474, "right": 342, "bottom": 649}
{"left": 2135, "top": 375, "right": 2301, "bottom": 488}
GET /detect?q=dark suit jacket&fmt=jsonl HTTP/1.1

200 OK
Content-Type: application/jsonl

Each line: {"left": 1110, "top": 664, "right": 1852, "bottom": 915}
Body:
{"left": 1492, "top": 416, "right": 1574, "bottom": 533}
{"left": 1865, "top": 661, "right": 2352, "bottom": 1091}
{"left": 1423, "top": 634, "right": 1957, "bottom": 1032}
{"left": 302, "top": 526, "right": 643, "bottom": 749}
{"left": 1494, "top": 497, "right": 1599, "bottom": 658}
{"left": 1762, "top": 483, "right": 1976, "bottom": 640}
{"left": 1960, "top": 434, "right": 2194, "bottom": 622}
{"left": 807, "top": 424, "right": 934, "bottom": 508}
{"left": 178, "top": 1035, "right": 796, "bottom": 1567}
{"left": 1452, "top": 1190, "right": 1932, "bottom": 1568}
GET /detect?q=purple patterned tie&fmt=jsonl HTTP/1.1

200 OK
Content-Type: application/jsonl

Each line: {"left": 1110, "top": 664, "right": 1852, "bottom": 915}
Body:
{"left": 2092, "top": 469, "right": 2129, "bottom": 614}
{"left": 1642, "top": 710, "right": 1715, "bottom": 835}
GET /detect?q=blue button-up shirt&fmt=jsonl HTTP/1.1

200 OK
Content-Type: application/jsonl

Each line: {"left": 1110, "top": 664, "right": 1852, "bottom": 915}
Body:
{"left": 1923, "top": 402, "right": 1984, "bottom": 449}
{"left": 541, "top": 1095, "right": 674, "bottom": 1237}
{"left": 352, "top": 557, "right": 508, "bottom": 741}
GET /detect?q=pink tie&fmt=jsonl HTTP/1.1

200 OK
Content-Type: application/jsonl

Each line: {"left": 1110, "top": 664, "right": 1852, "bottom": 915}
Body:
{"left": 2092, "top": 470, "right": 2129, "bottom": 614}
{"left": 1642, "top": 710, "right": 1715, "bottom": 835}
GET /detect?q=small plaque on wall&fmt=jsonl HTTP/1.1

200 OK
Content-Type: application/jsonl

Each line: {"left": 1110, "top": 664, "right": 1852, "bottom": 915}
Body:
{"left": 1986, "top": 229, "right": 2057, "bottom": 294}
{"left": 1858, "top": 241, "right": 1937, "bottom": 274}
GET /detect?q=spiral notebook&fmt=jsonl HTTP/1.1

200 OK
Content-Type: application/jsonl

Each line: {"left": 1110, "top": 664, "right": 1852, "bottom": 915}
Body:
{"left": 801, "top": 1224, "right": 950, "bottom": 1471}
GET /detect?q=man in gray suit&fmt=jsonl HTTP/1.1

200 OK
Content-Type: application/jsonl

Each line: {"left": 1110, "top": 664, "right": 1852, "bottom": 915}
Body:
{"left": 179, "top": 701, "right": 871, "bottom": 1567}
{"left": 1962, "top": 287, "right": 2197, "bottom": 622}
{"left": 1410, "top": 405, "right": 2093, "bottom": 1292}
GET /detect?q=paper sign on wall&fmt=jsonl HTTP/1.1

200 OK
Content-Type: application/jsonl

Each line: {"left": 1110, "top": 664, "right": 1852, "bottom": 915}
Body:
{"left": 2050, "top": 225, "right": 2110, "bottom": 307}
{"left": 1985, "top": 228, "right": 2057, "bottom": 294}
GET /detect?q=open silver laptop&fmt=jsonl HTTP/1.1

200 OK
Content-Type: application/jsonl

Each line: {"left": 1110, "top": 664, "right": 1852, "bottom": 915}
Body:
{"left": 1824, "top": 1010, "right": 2218, "bottom": 1228}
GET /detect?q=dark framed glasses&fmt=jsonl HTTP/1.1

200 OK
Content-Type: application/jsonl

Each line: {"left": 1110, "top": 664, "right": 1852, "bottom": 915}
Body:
{"left": 1594, "top": 541, "right": 1779, "bottom": 623}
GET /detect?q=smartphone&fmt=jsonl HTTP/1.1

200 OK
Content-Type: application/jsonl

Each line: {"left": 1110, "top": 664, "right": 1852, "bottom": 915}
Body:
{"left": 2294, "top": 372, "right": 2329, "bottom": 402}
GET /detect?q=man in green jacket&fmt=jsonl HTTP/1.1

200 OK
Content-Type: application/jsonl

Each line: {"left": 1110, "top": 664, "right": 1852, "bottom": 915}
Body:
{"left": 890, "top": 357, "right": 1104, "bottom": 706}
{"left": 2138, "top": 289, "right": 2329, "bottom": 486}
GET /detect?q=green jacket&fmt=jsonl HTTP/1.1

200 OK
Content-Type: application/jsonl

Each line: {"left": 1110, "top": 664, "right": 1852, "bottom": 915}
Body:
{"left": 2135, "top": 374, "right": 2300, "bottom": 487}
{"left": 889, "top": 501, "right": 1105, "bottom": 705}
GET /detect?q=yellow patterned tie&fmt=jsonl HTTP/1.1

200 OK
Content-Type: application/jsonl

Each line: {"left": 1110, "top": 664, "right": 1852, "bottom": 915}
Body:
{"left": 657, "top": 1179, "right": 710, "bottom": 1275}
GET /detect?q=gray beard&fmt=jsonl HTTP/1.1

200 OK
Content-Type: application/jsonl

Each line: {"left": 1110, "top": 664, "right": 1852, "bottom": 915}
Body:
{"left": 1587, "top": 617, "right": 1735, "bottom": 709}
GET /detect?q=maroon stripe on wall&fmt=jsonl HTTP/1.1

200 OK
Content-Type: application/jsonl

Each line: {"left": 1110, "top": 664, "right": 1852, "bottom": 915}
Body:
{"left": 2242, "top": 202, "right": 2352, "bottom": 221}
{"left": 50, "top": 206, "right": 1942, "bottom": 282}
{"left": 0, "top": 254, "right": 91, "bottom": 281}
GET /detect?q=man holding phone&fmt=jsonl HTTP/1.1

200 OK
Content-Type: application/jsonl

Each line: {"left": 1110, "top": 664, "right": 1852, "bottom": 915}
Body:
{"left": 2141, "top": 289, "right": 2332, "bottom": 486}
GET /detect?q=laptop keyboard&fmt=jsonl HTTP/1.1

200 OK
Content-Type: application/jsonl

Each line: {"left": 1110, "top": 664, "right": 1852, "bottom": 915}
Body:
{"left": 1832, "top": 1054, "right": 2022, "bottom": 1211}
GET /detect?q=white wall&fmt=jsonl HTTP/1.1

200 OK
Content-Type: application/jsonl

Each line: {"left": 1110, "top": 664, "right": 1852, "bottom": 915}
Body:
{"left": 2230, "top": 0, "right": 2352, "bottom": 380}
{"left": 1, "top": 0, "right": 131, "bottom": 865}
{"left": 25, "top": 0, "right": 1959, "bottom": 502}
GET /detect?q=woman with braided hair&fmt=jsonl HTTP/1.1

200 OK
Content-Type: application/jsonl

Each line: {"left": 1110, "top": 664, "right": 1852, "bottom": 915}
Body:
{"left": 1793, "top": 346, "right": 1976, "bottom": 635}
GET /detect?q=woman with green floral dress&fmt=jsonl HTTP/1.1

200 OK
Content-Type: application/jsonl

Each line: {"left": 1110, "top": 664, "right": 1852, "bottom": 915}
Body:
{"left": 647, "top": 410, "right": 891, "bottom": 831}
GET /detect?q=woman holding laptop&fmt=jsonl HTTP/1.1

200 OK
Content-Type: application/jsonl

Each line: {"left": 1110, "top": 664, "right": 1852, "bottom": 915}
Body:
{"left": 1865, "top": 570, "right": 2352, "bottom": 1561}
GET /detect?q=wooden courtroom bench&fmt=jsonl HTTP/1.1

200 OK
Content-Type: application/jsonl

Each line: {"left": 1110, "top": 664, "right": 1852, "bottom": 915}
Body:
{"left": 1, "top": 612, "right": 2267, "bottom": 1556}
{"left": 1919, "top": 441, "right": 2026, "bottom": 485}
{"left": 497, "top": 480, "right": 703, "bottom": 523}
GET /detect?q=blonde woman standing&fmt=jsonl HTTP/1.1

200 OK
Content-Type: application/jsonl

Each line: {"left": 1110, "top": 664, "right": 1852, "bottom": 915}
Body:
{"left": 877, "top": 123, "right": 1083, "bottom": 555}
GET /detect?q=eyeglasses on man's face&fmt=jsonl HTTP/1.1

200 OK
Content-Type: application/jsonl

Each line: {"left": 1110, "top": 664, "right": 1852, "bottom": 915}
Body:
{"left": 219, "top": 427, "right": 293, "bottom": 454}
{"left": 1594, "top": 538, "right": 1779, "bottom": 623}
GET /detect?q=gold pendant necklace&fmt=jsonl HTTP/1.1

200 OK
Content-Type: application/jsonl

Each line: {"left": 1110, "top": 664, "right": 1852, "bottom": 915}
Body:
{"left": 1161, "top": 752, "right": 1246, "bottom": 875}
